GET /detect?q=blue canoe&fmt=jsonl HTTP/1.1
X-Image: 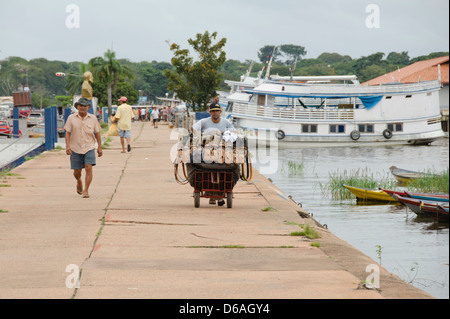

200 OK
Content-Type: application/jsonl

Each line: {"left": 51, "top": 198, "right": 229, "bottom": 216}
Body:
{"left": 405, "top": 191, "right": 449, "bottom": 203}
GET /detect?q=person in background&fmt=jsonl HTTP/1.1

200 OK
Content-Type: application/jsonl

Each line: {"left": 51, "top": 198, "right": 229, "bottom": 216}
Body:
{"left": 114, "top": 96, "right": 133, "bottom": 153}
{"left": 64, "top": 98, "right": 103, "bottom": 198}
{"left": 152, "top": 107, "right": 160, "bottom": 128}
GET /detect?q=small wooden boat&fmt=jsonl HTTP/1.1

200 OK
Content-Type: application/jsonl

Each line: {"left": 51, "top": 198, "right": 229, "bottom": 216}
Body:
{"left": 405, "top": 191, "right": 449, "bottom": 203}
{"left": 419, "top": 203, "right": 449, "bottom": 222}
{"left": 343, "top": 184, "right": 395, "bottom": 202}
{"left": 378, "top": 187, "right": 407, "bottom": 199}
{"left": 389, "top": 166, "right": 431, "bottom": 184}
{"left": 380, "top": 187, "right": 449, "bottom": 201}
{"left": 393, "top": 194, "right": 449, "bottom": 215}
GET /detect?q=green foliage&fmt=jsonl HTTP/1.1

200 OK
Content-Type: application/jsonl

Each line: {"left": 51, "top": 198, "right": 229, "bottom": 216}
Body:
{"left": 0, "top": 47, "right": 447, "bottom": 109}
{"left": 320, "top": 167, "right": 398, "bottom": 200}
{"left": 93, "top": 80, "right": 139, "bottom": 106}
{"left": 55, "top": 95, "right": 72, "bottom": 107}
{"left": 165, "top": 30, "right": 227, "bottom": 111}
{"left": 407, "top": 168, "right": 449, "bottom": 194}
{"left": 89, "top": 49, "right": 135, "bottom": 110}
{"left": 130, "top": 61, "right": 172, "bottom": 103}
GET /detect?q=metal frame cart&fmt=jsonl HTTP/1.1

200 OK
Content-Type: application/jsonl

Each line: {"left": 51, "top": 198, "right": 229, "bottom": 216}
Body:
{"left": 193, "top": 170, "right": 234, "bottom": 208}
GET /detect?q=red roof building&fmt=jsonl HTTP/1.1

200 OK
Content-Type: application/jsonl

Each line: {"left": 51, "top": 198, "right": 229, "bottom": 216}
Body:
{"left": 362, "top": 56, "right": 449, "bottom": 86}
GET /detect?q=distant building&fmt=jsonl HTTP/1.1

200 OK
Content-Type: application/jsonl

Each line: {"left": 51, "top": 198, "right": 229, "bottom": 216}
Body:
{"left": 362, "top": 56, "right": 449, "bottom": 108}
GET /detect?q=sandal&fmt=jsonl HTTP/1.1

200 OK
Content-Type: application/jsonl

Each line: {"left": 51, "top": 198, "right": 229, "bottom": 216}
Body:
{"left": 82, "top": 194, "right": 90, "bottom": 198}
{"left": 77, "top": 186, "right": 83, "bottom": 195}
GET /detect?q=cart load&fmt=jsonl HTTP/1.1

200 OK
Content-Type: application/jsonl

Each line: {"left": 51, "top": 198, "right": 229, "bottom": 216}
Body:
{"left": 173, "top": 130, "right": 252, "bottom": 208}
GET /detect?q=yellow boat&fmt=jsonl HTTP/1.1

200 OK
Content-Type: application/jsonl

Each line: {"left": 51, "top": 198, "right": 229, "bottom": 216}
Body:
{"left": 342, "top": 184, "right": 395, "bottom": 202}
{"left": 389, "top": 166, "right": 430, "bottom": 184}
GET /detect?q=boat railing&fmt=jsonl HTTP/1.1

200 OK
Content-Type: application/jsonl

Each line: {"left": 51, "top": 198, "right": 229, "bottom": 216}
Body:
{"left": 233, "top": 103, "right": 355, "bottom": 121}
{"left": 262, "top": 80, "right": 441, "bottom": 96}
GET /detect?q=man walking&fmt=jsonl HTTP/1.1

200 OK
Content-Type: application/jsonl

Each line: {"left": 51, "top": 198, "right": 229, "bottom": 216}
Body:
{"left": 114, "top": 96, "right": 133, "bottom": 153}
{"left": 64, "top": 98, "right": 103, "bottom": 198}
{"left": 152, "top": 107, "right": 160, "bottom": 128}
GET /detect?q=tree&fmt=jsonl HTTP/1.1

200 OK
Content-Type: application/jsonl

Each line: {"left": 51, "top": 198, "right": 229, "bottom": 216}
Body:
{"left": 279, "top": 44, "right": 307, "bottom": 66}
{"left": 93, "top": 81, "right": 138, "bottom": 106}
{"left": 65, "top": 62, "right": 90, "bottom": 96}
{"left": 89, "top": 49, "right": 135, "bottom": 119}
{"left": 165, "top": 31, "right": 227, "bottom": 111}
{"left": 257, "top": 45, "right": 282, "bottom": 64}
{"left": 55, "top": 95, "right": 73, "bottom": 107}
{"left": 386, "top": 51, "right": 410, "bottom": 66}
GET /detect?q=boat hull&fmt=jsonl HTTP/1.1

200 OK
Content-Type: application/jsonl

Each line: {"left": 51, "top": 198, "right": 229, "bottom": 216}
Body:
{"left": 343, "top": 184, "right": 395, "bottom": 202}
{"left": 225, "top": 79, "right": 445, "bottom": 147}
{"left": 394, "top": 194, "right": 449, "bottom": 216}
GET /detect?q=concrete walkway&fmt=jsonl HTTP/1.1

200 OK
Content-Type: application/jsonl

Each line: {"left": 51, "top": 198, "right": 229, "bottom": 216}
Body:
{"left": 0, "top": 121, "right": 433, "bottom": 299}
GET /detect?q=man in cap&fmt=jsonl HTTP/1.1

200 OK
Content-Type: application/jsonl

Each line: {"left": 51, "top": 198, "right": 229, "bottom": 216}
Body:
{"left": 190, "top": 103, "right": 237, "bottom": 206}
{"left": 192, "top": 103, "right": 234, "bottom": 134}
{"left": 114, "top": 96, "right": 133, "bottom": 153}
{"left": 64, "top": 98, "right": 103, "bottom": 198}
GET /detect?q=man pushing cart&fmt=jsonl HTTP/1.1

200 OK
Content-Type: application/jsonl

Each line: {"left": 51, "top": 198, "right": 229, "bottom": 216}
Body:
{"left": 174, "top": 103, "right": 251, "bottom": 208}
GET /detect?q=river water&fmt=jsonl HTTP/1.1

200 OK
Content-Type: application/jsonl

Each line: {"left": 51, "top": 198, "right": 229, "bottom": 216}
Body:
{"left": 252, "top": 137, "right": 449, "bottom": 299}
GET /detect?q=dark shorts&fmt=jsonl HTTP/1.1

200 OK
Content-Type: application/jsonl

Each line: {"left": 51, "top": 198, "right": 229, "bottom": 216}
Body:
{"left": 70, "top": 149, "right": 96, "bottom": 170}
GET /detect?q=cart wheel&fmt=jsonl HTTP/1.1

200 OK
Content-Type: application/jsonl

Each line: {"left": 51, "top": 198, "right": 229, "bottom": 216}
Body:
{"left": 226, "top": 192, "right": 232, "bottom": 208}
{"left": 194, "top": 192, "right": 200, "bottom": 208}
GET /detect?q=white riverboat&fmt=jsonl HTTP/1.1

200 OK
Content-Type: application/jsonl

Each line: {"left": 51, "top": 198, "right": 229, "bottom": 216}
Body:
{"left": 223, "top": 75, "right": 445, "bottom": 147}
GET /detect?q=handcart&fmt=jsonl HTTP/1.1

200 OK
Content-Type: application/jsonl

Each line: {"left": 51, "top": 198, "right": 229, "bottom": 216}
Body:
{"left": 193, "top": 170, "right": 234, "bottom": 208}
{"left": 173, "top": 132, "right": 251, "bottom": 209}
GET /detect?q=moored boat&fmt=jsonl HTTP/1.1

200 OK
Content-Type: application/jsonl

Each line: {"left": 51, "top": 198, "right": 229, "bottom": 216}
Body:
{"left": 379, "top": 187, "right": 449, "bottom": 201}
{"left": 393, "top": 194, "right": 449, "bottom": 215}
{"left": 419, "top": 203, "right": 449, "bottom": 222}
{"left": 405, "top": 191, "right": 449, "bottom": 203}
{"left": 342, "top": 184, "right": 395, "bottom": 202}
{"left": 224, "top": 75, "right": 445, "bottom": 148}
{"left": 389, "top": 166, "right": 432, "bottom": 184}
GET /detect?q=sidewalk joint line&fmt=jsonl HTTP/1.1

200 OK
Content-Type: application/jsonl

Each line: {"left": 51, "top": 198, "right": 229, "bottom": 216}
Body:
{"left": 71, "top": 144, "right": 134, "bottom": 299}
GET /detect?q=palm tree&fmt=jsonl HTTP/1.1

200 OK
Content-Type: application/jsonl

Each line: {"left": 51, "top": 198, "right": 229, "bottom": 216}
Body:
{"left": 65, "top": 62, "right": 89, "bottom": 96}
{"left": 89, "top": 49, "right": 135, "bottom": 120}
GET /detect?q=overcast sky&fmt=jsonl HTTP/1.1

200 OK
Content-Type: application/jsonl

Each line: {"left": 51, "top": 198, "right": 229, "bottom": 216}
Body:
{"left": 0, "top": 0, "right": 448, "bottom": 64}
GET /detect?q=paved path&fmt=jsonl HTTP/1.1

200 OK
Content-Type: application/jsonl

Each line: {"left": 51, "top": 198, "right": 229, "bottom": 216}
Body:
{"left": 0, "top": 121, "right": 433, "bottom": 300}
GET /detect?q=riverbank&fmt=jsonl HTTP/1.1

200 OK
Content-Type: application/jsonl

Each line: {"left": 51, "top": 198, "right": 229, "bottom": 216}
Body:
{"left": 0, "top": 121, "right": 433, "bottom": 300}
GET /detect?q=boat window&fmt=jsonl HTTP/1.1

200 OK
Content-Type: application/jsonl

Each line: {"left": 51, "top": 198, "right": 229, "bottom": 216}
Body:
{"left": 329, "top": 124, "right": 345, "bottom": 133}
{"left": 257, "top": 95, "right": 266, "bottom": 106}
{"left": 387, "top": 123, "right": 403, "bottom": 132}
{"left": 302, "top": 124, "right": 317, "bottom": 133}
{"left": 385, "top": 96, "right": 392, "bottom": 99}
{"left": 405, "top": 95, "right": 412, "bottom": 98}
{"left": 358, "top": 124, "right": 374, "bottom": 133}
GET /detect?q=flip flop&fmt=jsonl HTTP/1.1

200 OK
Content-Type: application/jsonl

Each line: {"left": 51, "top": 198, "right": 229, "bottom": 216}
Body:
{"left": 77, "top": 186, "right": 83, "bottom": 195}
{"left": 82, "top": 194, "right": 90, "bottom": 198}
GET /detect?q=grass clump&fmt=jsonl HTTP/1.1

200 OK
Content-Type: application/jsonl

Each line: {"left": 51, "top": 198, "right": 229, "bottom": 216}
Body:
{"left": 407, "top": 168, "right": 449, "bottom": 194}
{"left": 281, "top": 159, "right": 306, "bottom": 176}
{"left": 319, "top": 167, "right": 397, "bottom": 200}
{"left": 289, "top": 223, "right": 320, "bottom": 239}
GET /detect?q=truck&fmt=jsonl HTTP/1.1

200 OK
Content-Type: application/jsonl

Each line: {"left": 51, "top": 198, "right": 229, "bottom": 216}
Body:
{"left": 13, "top": 91, "right": 32, "bottom": 118}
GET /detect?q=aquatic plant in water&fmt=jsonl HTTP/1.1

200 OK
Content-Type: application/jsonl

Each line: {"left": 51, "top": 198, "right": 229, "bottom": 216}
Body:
{"left": 407, "top": 167, "right": 449, "bottom": 194}
{"left": 281, "top": 159, "right": 306, "bottom": 176}
{"left": 320, "top": 167, "right": 397, "bottom": 200}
